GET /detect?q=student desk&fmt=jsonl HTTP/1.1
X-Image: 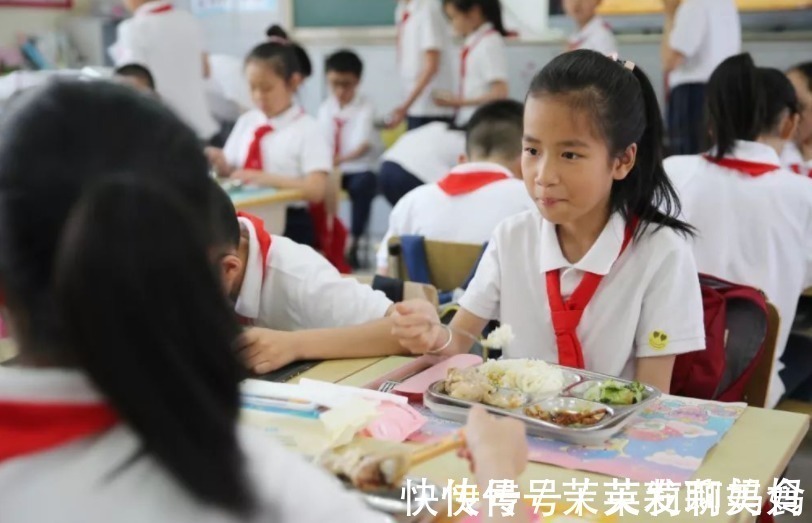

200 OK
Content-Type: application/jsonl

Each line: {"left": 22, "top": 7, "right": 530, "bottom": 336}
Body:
{"left": 228, "top": 187, "right": 306, "bottom": 235}
{"left": 291, "top": 356, "right": 810, "bottom": 523}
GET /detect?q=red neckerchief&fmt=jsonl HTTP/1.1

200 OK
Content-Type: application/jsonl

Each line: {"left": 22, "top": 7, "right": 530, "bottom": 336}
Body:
{"left": 0, "top": 401, "right": 117, "bottom": 463}
{"left": 546, "top": 217, "right": 638, "bottom": 369}
{"left": 397, "top": 10, "right": 410, "bottom": 63}
{"left": 436, "top": 170, "right": 509, "bottom": 196}
{"left": 235, "top": 212, "right": 273, "bottom": 326}
{"left": 458, "top": 27, "right": 498, "bottom": 100}
{"left": 147, "top": 3, "right": 173, "bottom": 14}
{"left": 702, "top": 155, "right": 781, "bottom": 177}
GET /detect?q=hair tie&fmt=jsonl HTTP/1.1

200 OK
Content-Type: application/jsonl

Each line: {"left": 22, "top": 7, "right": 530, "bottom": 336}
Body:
{"left": 267, "top": 36, "right": 289, "bottom": 45}
{"left": 605, "top": 52, "right": 635, "bottom": 71}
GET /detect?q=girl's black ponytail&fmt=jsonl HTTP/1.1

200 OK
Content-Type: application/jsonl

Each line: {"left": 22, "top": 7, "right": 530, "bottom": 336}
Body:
{"left": 443, "top": 0, "right": 508, "bottom": 36}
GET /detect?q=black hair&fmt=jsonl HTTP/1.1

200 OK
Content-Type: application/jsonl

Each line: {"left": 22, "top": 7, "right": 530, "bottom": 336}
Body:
{"left": 325, "top": 49, "right": 363, "bottom": 78}
{"left": 788, "top": 61, "right": 812, "bottom": 92}
{"left": 528, "top": 49, "right": 693, "bottom": 238}
{"left": 211, "top": 182, "right": 241, "bottom": 249}
{"left": 465, "top": 99, "right": 523, "bottom": 160}
{"left": 0, "top": 81, "right": 255, "bottom": 516}
{"left": 442, "top": 0, "right": 508, "bottom": 36}
{"left": 262, "top": 24, "right": 312, "bottom": 78}
{"left": 707, "top": 53, "right": 800, "bottom": 159}
{"left": 114, "top": 63, "right": 156, "bottom": 90}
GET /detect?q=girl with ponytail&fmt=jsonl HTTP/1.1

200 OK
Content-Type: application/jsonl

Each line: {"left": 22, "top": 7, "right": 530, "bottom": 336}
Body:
{"left": 665, "top": 52, "right": 812, "bottom": 407}
{"left": 0, "top": 80, "right": 384, "bottom": 523}
{"left": 437, "top": 0, "right": 509, "bottom": 126}
{"left": 393, "top": 49, "right": 705, "bottom": 393}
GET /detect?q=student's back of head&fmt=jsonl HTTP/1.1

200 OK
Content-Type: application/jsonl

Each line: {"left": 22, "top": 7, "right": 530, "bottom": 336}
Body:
{"left": 465, "top": 99, "right": 523, "bottom": 170}
{"left": 707, "top": 53, "right": 800, "bottom": 159}
{"left": 114, "top": 63, "right": 156, "bottom": 93}
{"left": 0, "top": 80, "right": 254, "bottom": 516}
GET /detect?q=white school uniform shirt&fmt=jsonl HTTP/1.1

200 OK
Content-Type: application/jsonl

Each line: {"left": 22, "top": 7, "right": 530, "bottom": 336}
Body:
{"left": 0, "top": 366, "right": 389, "bottom": 523}
{"left": 459, "top": 211, "right": 705, "bottom": 379}
{"left": 235, "top": 217, "right": 392, "bottom": 330}
{"left": 666, "top": 140, "right": 812, "bottom": 407}
{"left": 109, "top": 1, "right": 218, "bottom": 139}
{"left": 396, "top": 0, "right": 454, "bottom": 118}
{"left": 781, "top": 141, "right": 812, "bottom": 177}
{"left": 317, "top": 94, "right": 375, "bottom": 174}
{"left": 566, "top": 16, "right": 618, "bottom": 56}
{"left": 456, "top": 23, "right": 508, "bottom": 126}
{"left": 224, "top": 105, "right": 332, "bottom": 206}
{"left": 668, "top": 0, "right": 741, "bottom": 88}
{"left": 376, "top": 162, "right": 534, "bottom": 271}
{"left": 381, "top": 122, "right": 466, "bottom": 184}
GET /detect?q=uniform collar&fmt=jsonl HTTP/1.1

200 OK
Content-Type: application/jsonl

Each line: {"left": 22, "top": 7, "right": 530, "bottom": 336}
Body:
{"left": 464, "top": 22, "right": 495, "bottom": 46}
{"left": 234, "top": 216, "right": 266, "bottom": 321}
{"left": 330, "top": 94, "right": 363, "bottom": 120}
{"left": 0, "top": 365, "right": 104, "bottom": 404}
{"left": 266, "top": 104, "right": 305, "bottom": 129}
{"left": 539, "top": 211, "right": 626, "bottom": 275}
{"left": 571, "top": 16, "right": 604, "bottom": 42}
{"left": 447, "top": 161, "right": 515, "bottom": 178}
{"left": 715, "top": 140, "right": 782, "bottom": 166}
{"left": 134, "top": 0, "right": 172, "bottom": 16}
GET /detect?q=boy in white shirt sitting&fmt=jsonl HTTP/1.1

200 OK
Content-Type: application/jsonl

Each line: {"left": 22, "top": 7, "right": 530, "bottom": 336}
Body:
{"left": 317, "top": 50, "right": 378, "bottom": 269}
{"left": 210, "top": 185, "right": 409, "bottom": 374}
{"left": 377, "top": 100, "right": 534, "bottom": 275}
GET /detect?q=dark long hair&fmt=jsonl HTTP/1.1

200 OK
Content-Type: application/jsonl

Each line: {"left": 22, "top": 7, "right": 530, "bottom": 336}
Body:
{"left": 528, "top": 49, "right": 693, "bottom": 238}
{"left": 261, "top": 24, "right": 312, "bottom": 78}
{"left": 0, "top": 81, "right": 255, "bottom": 516}
{"left": 443, "top": 0, "right": 508, "bottom": 36}
{"left": 707, "top": 53, "right": 800, "bottom": 159}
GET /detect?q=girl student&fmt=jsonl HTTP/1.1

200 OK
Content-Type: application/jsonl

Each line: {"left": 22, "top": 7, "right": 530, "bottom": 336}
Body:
{"left": 665, "top": 53, "right": 812, "bottom": 407}
{"left": 206, "top": 38, "right": 331, "bottom": 249}
{"left": 435, "top": 0, "right": 509, "bottom": 127}
{"left": 0, "top": 80, "right": 529, "bottom": 523}
{"left": 393, "top": 50, "right": 706, "bottom": 392}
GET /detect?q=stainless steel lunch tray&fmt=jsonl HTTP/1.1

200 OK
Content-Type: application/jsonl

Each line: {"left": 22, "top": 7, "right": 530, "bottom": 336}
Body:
{"left": 424, "top": 363, "right": 660, "bottom": 445}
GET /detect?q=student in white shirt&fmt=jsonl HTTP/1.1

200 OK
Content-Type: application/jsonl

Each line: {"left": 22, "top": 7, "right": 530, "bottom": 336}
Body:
{"left": 211, "top": 187, "right": 403, "bottom": 374}
{"left": 661, "top": 0, "right": 740, "bottom": 155}
{"left": 392, "top": 51, "right": 705, "bottom": 391}
{"left": 0, "top": 80, "right": 530, "bottom": 523}
{"left": 665, "top": 54, "right": 811, "bottom": 407}
{"left": 114, "top": 63, "right": 156, "bottom": 95}
{"left": 783, "top": 62, "right": 812, "bottom": 177}
{"left": 206, "top": 41, "right": 332, "bottom": 249}
{"left": 109, "top": 0, "right": 218, "bottom": 140}
{"left": 392, "top": 0, "right": 455, "bottom": 130}
{"left": 563, "top": 0, "right": 617, "bottom": 56}
{"left": 317, "top": 50, "right": 378, "bottom": 268}
{"left": 379, "top": 122, "right": 466, "bottom": 206}
{"left": 435, "top": 0, "right": 509, "bottom": 126}
{"left": 377, "top": 100, "right": 533, "bottom": 275}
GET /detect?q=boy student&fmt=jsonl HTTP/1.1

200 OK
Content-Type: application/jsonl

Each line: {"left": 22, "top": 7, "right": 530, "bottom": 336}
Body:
{"left": 109, "top": 0, "right": 218, "bottom": 141}
{"left": 563, "top": 0, "right": 617, "bottom": 56}
{"left": 114, "top": 63, "right": 156, "bottom": 94}
{"left": 210, "top": 185, "right": 408, "bottom": 374}
{"left": 317, "top": 50, "right": 378, "bottom": 269}
{"left": 377, "top": 100, "right": 534, "bottom": 275}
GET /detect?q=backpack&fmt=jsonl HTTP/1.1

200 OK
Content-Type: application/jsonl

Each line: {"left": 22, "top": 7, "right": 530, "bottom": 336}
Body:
{"left": 671, "top": 274, "right": 769, "bottom": 402}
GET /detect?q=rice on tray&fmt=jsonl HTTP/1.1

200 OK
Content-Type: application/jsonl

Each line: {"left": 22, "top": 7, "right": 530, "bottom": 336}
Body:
{"left": 478, "top": 359, "right": 565, "bottom": 396}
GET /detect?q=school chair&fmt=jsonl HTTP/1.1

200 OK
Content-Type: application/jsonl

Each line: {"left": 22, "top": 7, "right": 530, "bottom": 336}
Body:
{"left": 0, "top": 338, "right": 17, "bottom": 364}
{"left": 348, "top": 274, "right": 439, "bottom": 308}
{"left": 742, "top": 302, "right": 780, "bottom": 408}
{"left": 387, "top": 236, "right": 485, "bottom": 293}
{"left": 379, "top": 122, "right": 407, "bottom": 150}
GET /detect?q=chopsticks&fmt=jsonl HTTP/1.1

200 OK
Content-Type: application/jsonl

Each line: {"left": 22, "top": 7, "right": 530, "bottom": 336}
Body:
{"left": 408, "top": 431, "right": 466, "bottom": 468}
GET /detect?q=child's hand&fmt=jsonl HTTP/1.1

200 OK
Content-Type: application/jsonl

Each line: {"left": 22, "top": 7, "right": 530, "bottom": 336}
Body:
{"left": 461, "top": 405, "right": 528, "bottom": 486}
{"left": 205, "top": 147, "right": 229, "bottom": 176}
{"left": 231, "top": 169, "right": 269, "bottom": 185}
{"left": 390, "top": 300, "right": 446, "bottom": 354}
{"left": 388, "top": 105, "right": 408, "bottom": 129}
{"left": 237, "top": 327, "right": 298, "bottom": 374}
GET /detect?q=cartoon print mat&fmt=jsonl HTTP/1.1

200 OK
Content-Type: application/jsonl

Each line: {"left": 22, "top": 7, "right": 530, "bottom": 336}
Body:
{"left": 410, "top": 395, "right": 745, "bottom": 482}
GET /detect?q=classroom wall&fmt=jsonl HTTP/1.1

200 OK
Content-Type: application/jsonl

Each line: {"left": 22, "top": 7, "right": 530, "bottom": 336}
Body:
{"left": 0, "top": 1, "right": 90, "bottom": 47}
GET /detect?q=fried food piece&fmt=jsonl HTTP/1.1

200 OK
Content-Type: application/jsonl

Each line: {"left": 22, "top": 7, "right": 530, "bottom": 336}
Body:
{"left": 523, "top": 405, "right": 608, "bottom": 426}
